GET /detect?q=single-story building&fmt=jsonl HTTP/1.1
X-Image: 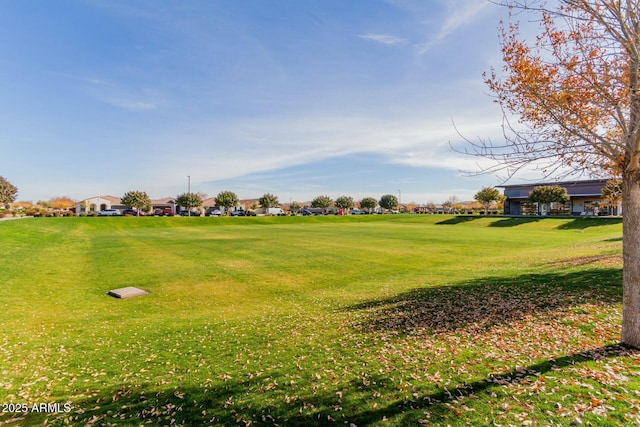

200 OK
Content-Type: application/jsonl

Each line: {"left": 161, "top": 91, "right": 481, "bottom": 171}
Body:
{"left": 499, "top": 179, "right": 621, "bottom": 216}
{"left": 76, "top": 195, "right": 126, "bottom": 214}
{"left": 76, "top": 196, "right": 178, "bottom": 215}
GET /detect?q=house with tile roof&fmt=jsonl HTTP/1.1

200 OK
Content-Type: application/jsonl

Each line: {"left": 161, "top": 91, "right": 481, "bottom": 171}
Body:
{"left": 76, "top": 196, "right": 126, "bottom": 214}
{"left": 76, "top": 196, "right": 180, "bottom": 215}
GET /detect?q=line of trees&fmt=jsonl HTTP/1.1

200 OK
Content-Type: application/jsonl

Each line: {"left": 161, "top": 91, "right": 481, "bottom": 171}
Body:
{"left": 307, "top": 194, "right": 401, "bottom": 214}
{"left": 8, "top": 178, "right": 616, "bottom": 219}
{"left": 1, "top": 176, "right": 506, "bottom": 217}
{"left": 10, "top": 175, "right": 608, "bottom": 219}
{"left": 1, "top": 174, "right": 504, "bottom": 217}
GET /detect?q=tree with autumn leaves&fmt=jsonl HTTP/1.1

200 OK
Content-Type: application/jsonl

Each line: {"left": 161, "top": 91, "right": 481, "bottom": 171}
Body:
{"left": 602, "top": 179, "right": 623, "bottom": 214}
{"left": 47, "top": 196, "right": 75, "bottom": 209}
{"left": 470, "top": 1, "right": 640, "bottom": 347}
{"left": 474, "top": 187, "right": 504, "bottom": 215}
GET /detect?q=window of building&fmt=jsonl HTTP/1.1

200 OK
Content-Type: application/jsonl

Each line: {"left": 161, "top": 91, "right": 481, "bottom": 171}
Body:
{"left": 521, "top": 202, "right": 537, "bottom": 216}
{"left": 550, "top": 202, "right": 571, "bottom": 216}
{"left": 584, "top": 201, "right": 600, "bottom": 215}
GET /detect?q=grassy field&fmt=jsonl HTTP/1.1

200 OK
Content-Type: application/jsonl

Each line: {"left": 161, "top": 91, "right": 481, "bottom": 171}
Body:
{"left": 0, "top": 214, "right": 638, "bottom": 426}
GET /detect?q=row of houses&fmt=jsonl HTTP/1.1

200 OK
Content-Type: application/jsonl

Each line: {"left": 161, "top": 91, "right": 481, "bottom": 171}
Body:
{"left": 76, "top": 196, "right": 227, "bottom": 215}
{"left": 76, "top": 178, "right": 620, "bottom": 217}
{"left": 77, "top": 196, "right": 175, "bottom": 215}
{"left": 76, "top": 196, "right": 284, "bottom": 215}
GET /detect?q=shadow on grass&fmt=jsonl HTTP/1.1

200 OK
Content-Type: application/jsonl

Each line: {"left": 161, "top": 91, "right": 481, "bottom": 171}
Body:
{"left": 347, "top": 268, "right": 621, "bottom": 335}
{"left": 435, "top": 215, "right": 545, "bottom": 227}
{"left": 10, "top": 268, "right": 627, "bottom": 427}
{"left": 435, "top": 215, "right": 623, "bottom": 230}
{"left": 556, "top": 217, "right": 622, "bottom": 230}
{"left": 333, "top": 343, "right": 638, "bottom": 427}
{"left": 435, "top": 215, "right": 482, "bottom": 225}
{"left": 488, "top": 216, "right": 542, "bottom": 227}
{"left": 20, "top": 344, "right": 636, "bottom": 427}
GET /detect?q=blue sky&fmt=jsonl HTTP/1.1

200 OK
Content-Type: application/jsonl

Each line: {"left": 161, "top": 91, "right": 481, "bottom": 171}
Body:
{"left": 1, "top": 0, "right": 531, "bottom": 204}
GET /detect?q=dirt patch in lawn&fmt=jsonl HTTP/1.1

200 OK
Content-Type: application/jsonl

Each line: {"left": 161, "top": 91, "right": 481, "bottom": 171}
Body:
{"left": 548, "top": 254, "right": 622, "bottom": 268}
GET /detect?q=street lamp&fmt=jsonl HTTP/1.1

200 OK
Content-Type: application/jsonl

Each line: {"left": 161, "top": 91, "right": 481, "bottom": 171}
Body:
{"left": 188, "top": 176, "right": 191, "bottom": 217}
{"left": 398, "top": 189, "right": 401, "bottom": 211}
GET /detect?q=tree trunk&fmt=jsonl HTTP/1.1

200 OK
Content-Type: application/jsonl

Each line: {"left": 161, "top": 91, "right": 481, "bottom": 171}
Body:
{"left": 622, "top": 172, "right": 640, "bottom": 348}
{"left": 623, "top": 16, "right": 640, "bottom": 348}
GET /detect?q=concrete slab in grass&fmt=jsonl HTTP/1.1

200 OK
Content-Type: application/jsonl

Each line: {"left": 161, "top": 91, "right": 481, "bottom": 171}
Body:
{"left": 107, "top": 286, "right": 149, "bottom": 299}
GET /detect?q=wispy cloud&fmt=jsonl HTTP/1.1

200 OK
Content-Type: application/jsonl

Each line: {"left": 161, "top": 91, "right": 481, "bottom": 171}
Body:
{"left": 102, "top": 96, "right": 158, "bottom": 111}
{"left": 78, "top": 76, "right": 112, "bottom": 86}
{"left": 416, "top": 0, "right": 490, "bottom": 54}
{"left": 77, "top": 76, "right": 163, "bottom": 111}
{"left": 147, "top": 100, "right": 505, "bottom": 193}
{"left": 358, "top": 33, "right": 406, "bottom": 45}
{"left": 4, "top": 1, "right": 514, "bottom": 203}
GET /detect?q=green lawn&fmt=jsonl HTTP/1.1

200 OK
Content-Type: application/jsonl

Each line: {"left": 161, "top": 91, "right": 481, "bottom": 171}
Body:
{"left": 0, "top": 215, "right": 637, "bottom": 426}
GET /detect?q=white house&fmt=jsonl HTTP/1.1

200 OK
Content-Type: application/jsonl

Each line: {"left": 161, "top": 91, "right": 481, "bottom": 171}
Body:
{"left": 76, "top": 195, "right": 125, "bottom": 214}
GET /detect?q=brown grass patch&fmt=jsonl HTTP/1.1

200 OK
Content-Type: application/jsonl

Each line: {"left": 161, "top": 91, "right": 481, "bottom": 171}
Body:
{"left": 548, "top": 254, "right": 622, "bottom": 268}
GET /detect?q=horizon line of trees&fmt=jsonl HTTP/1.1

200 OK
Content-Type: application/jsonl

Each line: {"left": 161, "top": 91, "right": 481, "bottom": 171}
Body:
{"left": 2, "top": 173, "right": 490, "bottom": 214}
{"left": 2, "top": 174, "right": 623, "bottom": 218}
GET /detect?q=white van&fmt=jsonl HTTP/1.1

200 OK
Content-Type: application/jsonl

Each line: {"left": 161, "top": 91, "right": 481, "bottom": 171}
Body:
{"left": 257, "top": 207, "right": 285, "bottom": 216}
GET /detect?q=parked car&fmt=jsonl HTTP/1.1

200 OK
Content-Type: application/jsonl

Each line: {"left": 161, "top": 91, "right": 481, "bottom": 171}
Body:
{"left": 299, "top": 209, "right": 314, "bottom": 216}
{"left": 230, "top": 209, "right": 246, "bottom": 216}
{"left": 205, "top": 207, "right": 222, "bottom": 217}
{"left": 179, "top": 209, "right": 200, "bottom": 216}
{"left": 304, "top": 208, "right": 325, "bottom": 215}
{"left": 350, "top": 209, "right": 367, "bottom": 215}
{"left": 122, "top": 209, "right": 145, "bottom": 216}
{"left": 153, "top": 207, "right": 173, "bottom": 216}
{"left": 98, "top": 209, "right": 121, "bottom": 216}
